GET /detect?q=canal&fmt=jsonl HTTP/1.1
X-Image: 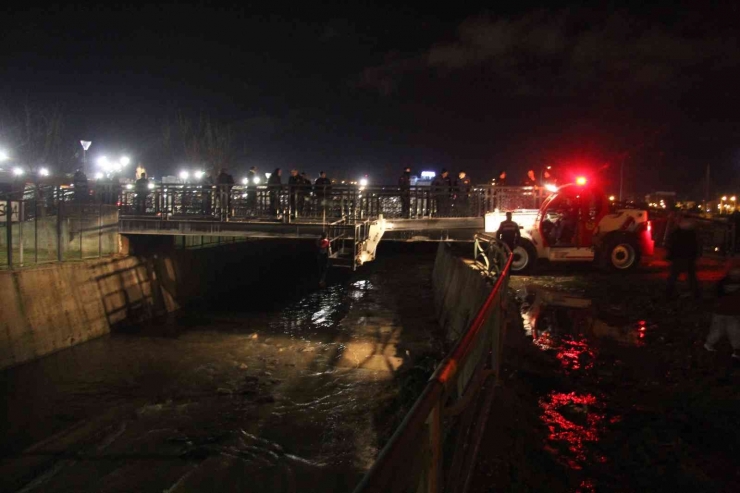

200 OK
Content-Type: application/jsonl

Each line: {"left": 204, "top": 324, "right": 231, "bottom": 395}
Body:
{"left": 1, "top": 244, "right": 445, "bottom": 493}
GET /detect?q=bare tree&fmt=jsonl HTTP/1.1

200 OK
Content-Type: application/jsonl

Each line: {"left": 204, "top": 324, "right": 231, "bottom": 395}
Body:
{"left": 0, "top": 104, "right": 70, "bottom": 172}
{"left": 162, "top": 112, "right": 235, "bottom": 177}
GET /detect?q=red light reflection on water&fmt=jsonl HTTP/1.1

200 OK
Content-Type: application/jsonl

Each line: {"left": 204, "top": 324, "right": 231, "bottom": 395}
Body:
{"left": 535, "top": 333, "right": 597, "bottom": 372}
{"left": 539, "top": 391, "right": 606, "bottom": 470}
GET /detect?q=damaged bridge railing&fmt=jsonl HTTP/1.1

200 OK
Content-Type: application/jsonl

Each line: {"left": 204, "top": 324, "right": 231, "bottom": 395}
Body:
{"left": 354, "top": 235, "right": 512, "bottom": 493}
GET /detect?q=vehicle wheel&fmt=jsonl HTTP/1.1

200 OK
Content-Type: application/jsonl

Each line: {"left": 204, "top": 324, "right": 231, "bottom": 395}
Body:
{"left": 510, "top": 240, "right": 537, "bottom": 274}
{"left": 606, "top": 237, "right": 641, "bottom": 271}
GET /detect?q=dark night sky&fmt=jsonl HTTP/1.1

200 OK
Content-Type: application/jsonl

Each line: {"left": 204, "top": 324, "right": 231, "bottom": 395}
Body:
{"left": 1, "top": 1, "right": 739, "bottom": 196}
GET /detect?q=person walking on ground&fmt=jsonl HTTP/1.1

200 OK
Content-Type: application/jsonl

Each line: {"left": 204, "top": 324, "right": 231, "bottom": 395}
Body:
{"left": 704, "top": 267, "right": 740, "bottom": 360}
{"left": 497, "top": 211, "right": 521, "bottom": 251}
{"left": 398, "top": 166, "right": 412, "bottom": 218}
{"left": 666, "top": 216, "right": 700, "bottom": 299}
{"left": 268, "top": 168, "right": 282, "bottom": 218}
{"left": 314, "top": 171, "right": 331, "bottom": 216}
{"left": 317, "top": 231, "right": 332, "bottom": 287}
{"left": 455, "top": 170, "right": 472, "bottom": 216}
{"left": 135, "top": 172, "right": 149, "bottom": 214}
{"left": 216, "top": 168, "right": 234, "bottom": 220}
{"left": 431, "top": 168, "right": 452, "bottom": 216}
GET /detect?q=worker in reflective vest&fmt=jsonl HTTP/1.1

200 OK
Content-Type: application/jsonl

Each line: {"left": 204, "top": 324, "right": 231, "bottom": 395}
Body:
{"left": 497, "top": 211, "right": 521, "bottom": 250}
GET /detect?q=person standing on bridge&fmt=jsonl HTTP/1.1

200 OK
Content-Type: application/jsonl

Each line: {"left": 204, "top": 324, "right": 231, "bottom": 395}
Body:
{"left": 288, "top": 169, "right": 304, "bottom": 218}
{"left": 216, "top": 168, "right": 234, "bottom": 220}
{"left": 317, "top": 231, "right": 331, "bottom": 287}
{"left": 399, "top": 166, "right": 412, "bottom": 218}
{"left": 497, "top": 211, "right": 521, "bottom": 251}
{"left": 704, "top": 267, "right": 740, "bottom": 360}
{"left": 432, "top": 169, "right": 452, "bottom": 217}
{"left": 246, "top": 166, "right": 259, "bottom": 213}
{"left": 135, "top": 172, "right": 149, "bottom": 214}
{"left": 315, "top": 171, "right": 331, "bottom": 216}
{"left": 454, "top": 170, "right": 472, "bottom": 216}
{"left": 268, "top": 168, "right": 282, "bottom": 218}
{"left": 73, "top": 168, "right": 89, "bottom": 204}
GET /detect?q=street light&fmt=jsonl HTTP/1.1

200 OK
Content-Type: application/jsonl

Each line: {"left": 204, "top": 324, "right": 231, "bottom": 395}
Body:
{"left": 0, "top": 150, "right": 8, "bottom": 161}
{"left": 39, "top": 167, "right": 50, "bottom": 177}
{"left": 179, "top": 170, "right": 189, "bottom": 181}
{"left": 12, "top": 167, "right": 24, "bottom": 176}
{"left": 94, "top": 172, "right": 104, "bottom": 180}
{"left": 359, "top": 178, "right": 368, "bottom": 187}
{"left": 253, "top": 176, "right": 261, "bottom": 184}
{"left": 242, "top": 177, "right": 249, "bottom": 185}
{"left": 80, "top": 140, "right": 92, "bottom": 174}
{"left": 120, "top": 156, "right": 130, "bottom": 166}
{"left": 194, "top": 170, "right": 205, "bottom": 180}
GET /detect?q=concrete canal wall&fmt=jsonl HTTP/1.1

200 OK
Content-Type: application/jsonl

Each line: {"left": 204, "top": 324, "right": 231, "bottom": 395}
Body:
{"left": 0, "top": 237, "right": 316, "bottom": 370}
{"left": 432, "top": 243, "right": 493, "bottom": 342}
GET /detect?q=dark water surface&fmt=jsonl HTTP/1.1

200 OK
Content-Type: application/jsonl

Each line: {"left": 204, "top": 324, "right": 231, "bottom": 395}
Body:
{"left": 0, "top": 245, "right": 442, "bottom": 493}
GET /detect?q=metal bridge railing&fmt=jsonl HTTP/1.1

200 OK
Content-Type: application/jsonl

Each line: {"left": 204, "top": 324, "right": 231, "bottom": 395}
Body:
{"left": 0, "top": 185, "right": 119, "bottom": 269}
{"left": 354, "top": 236, "right": 512, "bottom": 493}
{"left": 116, "top": 184, "right": 549, "bottom": 221}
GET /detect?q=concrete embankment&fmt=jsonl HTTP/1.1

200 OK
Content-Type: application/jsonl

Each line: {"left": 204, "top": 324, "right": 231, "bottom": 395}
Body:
{"left": 0, "top": 238, "right": 317, "bottom": 370}
{"left": 432, "top": 243, "right": 494, "bottom": 342}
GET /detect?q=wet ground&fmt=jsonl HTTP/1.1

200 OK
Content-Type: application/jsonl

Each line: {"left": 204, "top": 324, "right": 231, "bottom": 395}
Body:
{"left": 0, "top": 245, "right": 444, "bottom": 493}
{"left": 471, "top": 255, "right": 740, "bottom": 492}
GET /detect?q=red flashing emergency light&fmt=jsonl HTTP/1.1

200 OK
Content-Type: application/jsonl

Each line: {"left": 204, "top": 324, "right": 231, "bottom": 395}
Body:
{"left": 575, "top": 176, "right": 587, "bottom": 186}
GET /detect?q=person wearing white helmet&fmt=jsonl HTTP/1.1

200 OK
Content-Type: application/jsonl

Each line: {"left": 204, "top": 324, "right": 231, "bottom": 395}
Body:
{"left": 704, "top": 266, "right": 740, "bottom": 360}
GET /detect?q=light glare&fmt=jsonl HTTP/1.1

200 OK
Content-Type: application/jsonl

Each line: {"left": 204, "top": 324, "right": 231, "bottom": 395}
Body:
{"left": 13, "top": 167, "right": 24, "bottom": 176}
{"left": 39, "top": 167, "right": 50, "bottom": 176}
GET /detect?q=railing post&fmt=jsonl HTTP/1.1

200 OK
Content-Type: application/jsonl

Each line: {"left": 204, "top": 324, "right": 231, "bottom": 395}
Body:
{"left": 429, "top": 399, "right": 442, "bottom": 493}
{"left": 98, "top": 203, "right": 103, "bottom": 257}
{"left": 34, "top": 185, "right": 39, "bottom": 264}
{"left": 56, "top": 188, "right": 63, "bottom": 262}
{"left": 6, "top": 196, "right": 12, "bottom": 268}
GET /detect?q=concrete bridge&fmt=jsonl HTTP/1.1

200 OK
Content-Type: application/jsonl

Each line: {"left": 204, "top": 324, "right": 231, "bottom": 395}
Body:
{"left": 117, "top": 184, "right": 544, "bottom": 268}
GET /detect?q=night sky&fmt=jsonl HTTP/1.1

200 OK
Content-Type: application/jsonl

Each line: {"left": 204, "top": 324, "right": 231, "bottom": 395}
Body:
{"left": 2, "top": 1, "right": 739, "bottom": 196}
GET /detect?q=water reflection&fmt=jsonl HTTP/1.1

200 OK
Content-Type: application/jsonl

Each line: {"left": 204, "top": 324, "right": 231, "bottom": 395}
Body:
{"left": 539, "top": 391, "right": 606, "bottom": 470}
{"left": 520, "top": 285, "right": 646, "bottom": 369}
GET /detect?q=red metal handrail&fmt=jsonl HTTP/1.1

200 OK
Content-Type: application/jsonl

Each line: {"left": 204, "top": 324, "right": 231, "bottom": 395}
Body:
{"left": 354, "top": 242, "right": 513, "bottom": 493}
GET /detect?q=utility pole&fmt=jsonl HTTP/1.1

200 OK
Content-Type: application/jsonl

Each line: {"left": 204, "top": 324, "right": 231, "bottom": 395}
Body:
{"left": 619, "top": 155, "right": 626, "bottom": 201}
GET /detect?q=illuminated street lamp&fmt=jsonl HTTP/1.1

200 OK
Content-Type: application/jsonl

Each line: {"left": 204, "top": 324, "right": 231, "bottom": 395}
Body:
{"left": 609, "top": 195, "right": 615, "bottom": 201}
{"left": 179, "top": 170, "right": 189, "bottom": 182}
{"left": 359, "top": 178, "right": 369, "bottom": 187}
{"left": 0, "top": 150, "right": 8, "bottom": 162}
{"left": 194, "top": 170, "right": 205, "bottom": 180}
{"left": 119, "top": 156, "right": 130, "bottom": 166}
{"left": 38, "top": 167, "right": 50, "bottom": 177}
{"left": 80, "top": 140, "right": 92, "bottom": 173}
{"left": 12, "top": 167, "right": 24, "bottom": 176}
{"left": 253, "top": 176, "right": 261, "bottom": 184}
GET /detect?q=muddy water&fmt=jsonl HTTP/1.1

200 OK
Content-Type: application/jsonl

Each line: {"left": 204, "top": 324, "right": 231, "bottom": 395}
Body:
{"left": 0, "top": 246, "right": 443, "bottom": 493}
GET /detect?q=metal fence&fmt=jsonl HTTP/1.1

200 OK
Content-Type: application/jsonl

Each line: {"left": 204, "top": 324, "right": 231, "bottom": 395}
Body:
{"left": 354, "top": 235, "right": 512, "bottom": 493}
{"left": 116, "top": 184, "right": 549, "bottom": 221}
{"left": 0, "top": 185, "right": 119, "bottom": 269}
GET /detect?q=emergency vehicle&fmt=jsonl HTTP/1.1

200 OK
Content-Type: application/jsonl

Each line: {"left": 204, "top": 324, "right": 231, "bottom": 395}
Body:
{"left": 485, "top": 178, "right": 654, "bottom": 273}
